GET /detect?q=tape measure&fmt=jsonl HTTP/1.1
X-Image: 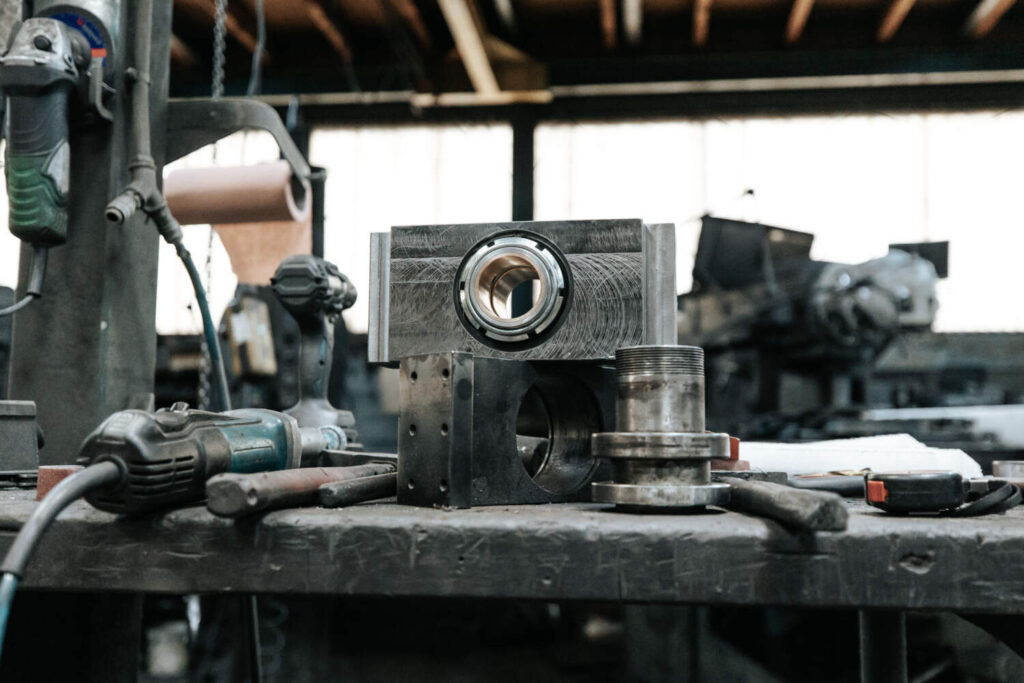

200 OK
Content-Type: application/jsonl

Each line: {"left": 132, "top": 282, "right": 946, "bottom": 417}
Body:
{"left": 865, "top": 471, "right": 1021, "bottom": 516}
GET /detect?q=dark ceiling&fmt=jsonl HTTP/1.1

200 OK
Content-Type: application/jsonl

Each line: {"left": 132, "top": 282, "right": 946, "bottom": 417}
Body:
{"left": 169, "top": 0, "right": 1024, "bottom": 99}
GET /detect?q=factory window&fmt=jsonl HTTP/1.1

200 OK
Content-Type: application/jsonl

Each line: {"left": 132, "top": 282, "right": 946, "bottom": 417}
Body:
{"left": 535, "top": 112, "right": 1024, "bottom": 332}
{"left": 147, "top": 124, "right": 511, "bottom": 335}
{"left": 0, "top": 125, "right": 513, "bottom": 336}
{"left": 309, "top": 124, "right": 513, "bottom": 333}
{"left": 0, "top": 115, "right": 1018, "bottom": 333}
{"left": 154, "top": 131, "right": 282, "bottom": 335}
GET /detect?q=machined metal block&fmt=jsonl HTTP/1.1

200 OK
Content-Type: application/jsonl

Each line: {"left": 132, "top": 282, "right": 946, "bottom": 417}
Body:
{"left": 370, "top": 220, "right": 677, "bottom": 363}
{"left": 397, "top": 352, "right": 614, "bottom": 508}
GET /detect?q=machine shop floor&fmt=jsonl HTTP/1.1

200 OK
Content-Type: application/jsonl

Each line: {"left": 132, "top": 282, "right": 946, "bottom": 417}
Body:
{"left": 0, "top": 489, "right": 1018, "bottom": 614}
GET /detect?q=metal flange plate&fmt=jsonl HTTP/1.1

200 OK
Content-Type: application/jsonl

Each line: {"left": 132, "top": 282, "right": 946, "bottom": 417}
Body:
{"left": 591, "top": 431, "right": 730, "bottom": 460}
{"left": 591, "top": 481, "right": 731, "bottom": 507}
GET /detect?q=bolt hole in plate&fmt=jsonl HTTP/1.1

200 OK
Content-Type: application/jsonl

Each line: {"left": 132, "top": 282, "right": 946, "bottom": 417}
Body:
{"left": 454, "top": 232, "right": 573, "bottom": 350}
{"left": 515, "top": 376, "right": 602, "bottom": 495}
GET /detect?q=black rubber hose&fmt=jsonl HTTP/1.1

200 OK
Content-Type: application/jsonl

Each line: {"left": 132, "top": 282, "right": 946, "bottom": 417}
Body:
{"left": 0, "top": 462, "right": 122, "bottom": 665}
{"left": 0, "top": 461, "right": 122, "bottom": 578}
{"left": 176, "top": 244, "right": 231, "bottom": 412}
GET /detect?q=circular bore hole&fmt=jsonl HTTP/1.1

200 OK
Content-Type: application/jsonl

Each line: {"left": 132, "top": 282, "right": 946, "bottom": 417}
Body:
{"left": 515, "top": 376, "right": 603, "bottom": 495}
{"left": 454, "top": 233, "right": 573, "bottom": 350}
{"left": 441, "top": 423, "right": 449, "bottom": 435}
{"left": 408, "top": 424, "right": 417, "bottom": 436}
{"left": 473, "top": 254, "right": 542, "bottom": 320}
{"left": 410, "top": 371, "right": 418, "bottom": 382}
{"left": 439, "top": 479, "right": 448, "bottom": 492}
{"left": 407, "top": 478, "right": 416, "bottom": 490}
{"left": 441, "top": 368, "right": 450, "bottom": 379}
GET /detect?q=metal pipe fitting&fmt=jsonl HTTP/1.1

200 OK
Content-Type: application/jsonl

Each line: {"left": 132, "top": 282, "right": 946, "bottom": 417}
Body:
{"left": 591, "top": 345, "right": 731, "bottom": 509}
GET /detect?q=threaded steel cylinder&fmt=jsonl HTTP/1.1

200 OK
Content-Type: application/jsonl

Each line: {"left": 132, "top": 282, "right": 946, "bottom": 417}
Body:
{"left": 614, "top": 345, "right": 704, "bottom": 434}
{"left": 592, "top": 344, "right": 730, "bottom": 508}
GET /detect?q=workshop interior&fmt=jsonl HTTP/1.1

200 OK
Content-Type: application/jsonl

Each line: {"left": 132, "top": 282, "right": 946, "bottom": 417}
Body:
{"left": 3, "top": 0, "right": 1024, "bottom": 681}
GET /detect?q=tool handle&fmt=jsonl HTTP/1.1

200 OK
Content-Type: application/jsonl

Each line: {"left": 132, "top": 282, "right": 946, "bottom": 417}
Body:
{"left": 5, "top": 89, "right": 70, "bottom": 245}
{"left": 318, "top": 472, "right": 397, "bottom": 508}
{"left": 297, "top": 316, "right": 334, "bottom": 402}
{"left": 722, "top": 477, "right": 848, "bottom": 532}
{"left": 206, "top": 463, "right": 395, "bottom": 518}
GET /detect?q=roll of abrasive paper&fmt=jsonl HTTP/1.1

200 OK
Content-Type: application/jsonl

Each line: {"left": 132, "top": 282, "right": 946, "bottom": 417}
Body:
{"left": 165, "top": 160, "right": 312, "bottom": 284}
{"left": 165, "top": 159, "right": 310, "bottom": 225}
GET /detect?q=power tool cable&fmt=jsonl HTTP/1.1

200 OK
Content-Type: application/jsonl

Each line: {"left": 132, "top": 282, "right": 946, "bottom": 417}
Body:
{"left": 0, "top": 246, "right": 47, "bottom": 317}
{"left": 0, "top": 461, "right": 124, "bottom": 662}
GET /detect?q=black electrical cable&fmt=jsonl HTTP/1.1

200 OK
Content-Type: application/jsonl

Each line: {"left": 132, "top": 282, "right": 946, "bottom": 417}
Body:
{"left": 0, "top": 461, "right": 123, "bottom": 662}
{"left": 0, "top": 246, "right": 47, "bottom": 317}
{"left": 176, "top": 243, "right": 231, "bottom": 412}
{"left": 246, "top": 0, "right": 266, "bottom": 96}
{"left": 0, "top": 295, "right": 33, "bottom": 317}
{"left": 944, "top": 482, "right": 1022, "bottom": 518}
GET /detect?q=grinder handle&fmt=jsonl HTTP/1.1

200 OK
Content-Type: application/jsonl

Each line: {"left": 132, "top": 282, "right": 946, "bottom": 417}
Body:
{"left": 5, "top": 88, "right": 71, "bottom": 246}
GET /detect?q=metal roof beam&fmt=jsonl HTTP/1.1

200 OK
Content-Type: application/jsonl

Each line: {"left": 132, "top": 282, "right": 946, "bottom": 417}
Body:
{"left": 439, "top": 0, "right": 501, "bottom": 95}
{"left": 623, "top": 0, "right": 643, "bottom": 45}
{"left": 600, "top": 0, "right": 617, "bottom": 49}
{"left": 877, "top": 0, "right": 917, "bottom": 42}
{"left": 965, "top": 0, "right": 1018, "bottom": 37}
{"left": 785, "top": 0, "right": 815, "bottom": 44}
{"left": 694, "top": 0, "right": 712, "bottom": 46}
{"left": 302, "top": 0, "right": 354, "bottom": 63}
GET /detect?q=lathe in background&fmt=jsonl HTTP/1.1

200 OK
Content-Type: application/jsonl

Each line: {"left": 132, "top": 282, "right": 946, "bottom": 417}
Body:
{"left": 679, "top": 216, "right": 1024, "bottom": 469}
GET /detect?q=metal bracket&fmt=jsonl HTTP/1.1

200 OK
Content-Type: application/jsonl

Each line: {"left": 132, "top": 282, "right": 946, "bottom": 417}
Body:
{"left": 165, "top": 97, "right": 311, "bottom": 182}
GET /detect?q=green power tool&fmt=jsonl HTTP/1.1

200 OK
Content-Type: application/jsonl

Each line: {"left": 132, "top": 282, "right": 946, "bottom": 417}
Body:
{"left": 0, "top": 18, "right": 90, "bottom": 315}
{"left": 77, "top": 403, "right": 347, "bottom": 514}
{"left": 1, "top": 18, "right": 88, "bottom": 245}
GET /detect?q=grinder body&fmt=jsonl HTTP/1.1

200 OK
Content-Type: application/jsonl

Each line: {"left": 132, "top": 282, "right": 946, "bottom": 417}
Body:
{"left": 78, "top": 405, "right": 344, "bottom": 514}
{"left": 0, "top": 18, "right": 88, "bottom": 246}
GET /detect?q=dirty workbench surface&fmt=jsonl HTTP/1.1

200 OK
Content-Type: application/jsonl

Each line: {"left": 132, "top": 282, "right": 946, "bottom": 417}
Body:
{"left": 0, "top": 489, "right": 1022, "bottom": 612}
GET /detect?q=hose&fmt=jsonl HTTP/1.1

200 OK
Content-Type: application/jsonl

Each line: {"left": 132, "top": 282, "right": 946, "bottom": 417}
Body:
{"left": 246, "top": 0, "right": 266, "bottom": 97}
{"left": 0, "top": 462, "right": 123, "bottom": 662}
{"left": 176, "top": 243, "right": 231, "bottom": 412}
{"left": 0, "top": 247, "right": 47, "bottom": 318}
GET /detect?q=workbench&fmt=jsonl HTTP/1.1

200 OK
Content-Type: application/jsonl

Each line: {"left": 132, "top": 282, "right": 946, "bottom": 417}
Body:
{"left": 0, "top": 489, "right": 1021, "bottom": 614}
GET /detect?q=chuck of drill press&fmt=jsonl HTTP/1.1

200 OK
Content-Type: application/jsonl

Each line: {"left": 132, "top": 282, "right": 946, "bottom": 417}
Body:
{"left": 271, "top": 255, "right": 358, "bottom": 432}
{"left": 77, "top": 403, "right": 346, "bottom": 514}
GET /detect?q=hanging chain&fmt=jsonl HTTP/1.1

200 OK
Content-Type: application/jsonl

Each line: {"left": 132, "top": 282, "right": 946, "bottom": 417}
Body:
{"left": 212, "top": 0, "right": 228, "bottom": 100}
{"left": 198, "top": 0, "right": 230, "bottom": 409}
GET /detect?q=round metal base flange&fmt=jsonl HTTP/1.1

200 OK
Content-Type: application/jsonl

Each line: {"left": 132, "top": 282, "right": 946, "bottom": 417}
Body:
{"left": 592, "top": 431, "right": 730, "bottom": 460}
{"left": 591, "top": 481, "right": 731, "bottom": 508}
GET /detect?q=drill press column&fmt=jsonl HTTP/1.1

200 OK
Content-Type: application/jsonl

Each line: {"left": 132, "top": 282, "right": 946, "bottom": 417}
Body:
{"left": 7, "top": 0, "right": 170, "bottom": 464}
